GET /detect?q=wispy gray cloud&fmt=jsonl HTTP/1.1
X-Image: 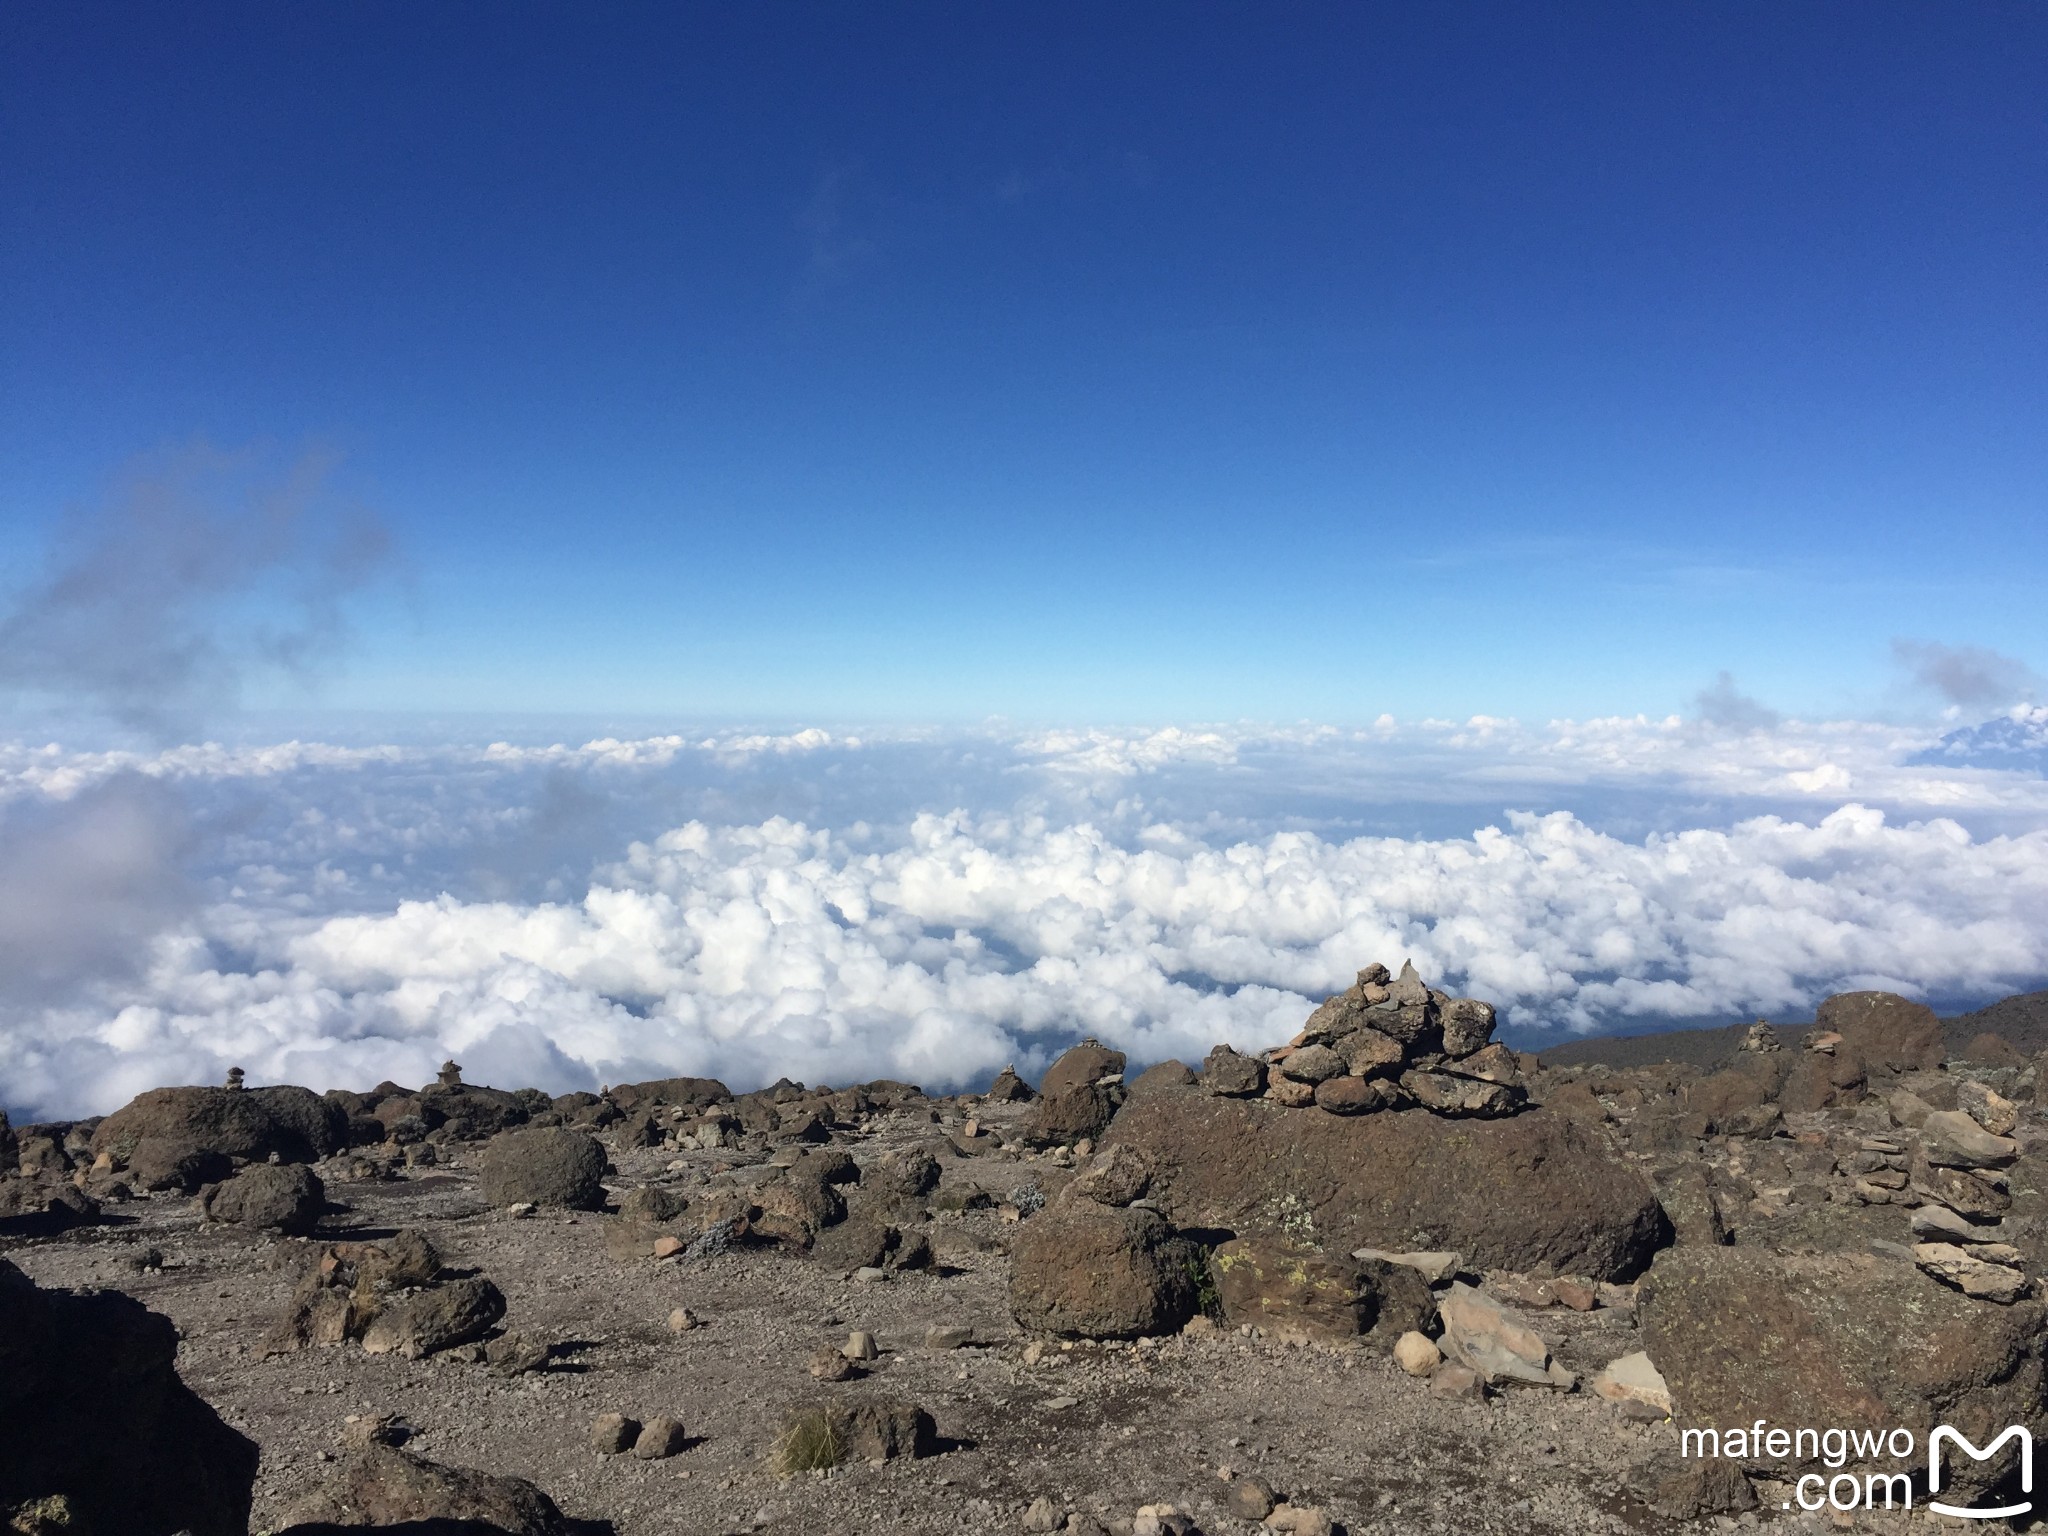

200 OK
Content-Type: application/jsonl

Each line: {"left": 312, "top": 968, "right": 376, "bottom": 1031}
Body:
{"left": 0, "top": 443, "right": 392, "bottom": 739}
{"left": 0, "top": 772, "right": 194, "bottom": 1006}
{"left": 1691, "top": 671, "right": 1782, "bottom": 732}
{"left": 1891, "top": 639, "right": 2040, "bottom": 708}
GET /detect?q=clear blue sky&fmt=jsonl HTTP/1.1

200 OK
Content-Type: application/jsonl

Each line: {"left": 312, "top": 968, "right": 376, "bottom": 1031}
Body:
{"left": 3, "top": 3, "right": 2042, "bottom": 724}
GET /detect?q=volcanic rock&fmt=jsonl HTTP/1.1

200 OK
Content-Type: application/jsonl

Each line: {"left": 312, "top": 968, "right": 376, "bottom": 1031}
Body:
{"left": 1957, "top": 1079, "right": 2020, "bottom": 1136}
{"left": 477, "top": 1126, "right": 608, "bottom": 1210}
{"left": 1627, "top": 1447, "right": 1757, "bottom": 1520}
{"left": 276, "top": 1444, "right": 573, "bottom": 1534}
{"left": 1069, "top": 1144, "right": 1152, "bottom": 1207}
{"left": 984, "top": 1064, "right": 1034, "bottom": 1101}
{"left": 633, "top": 1415, "right": 687, "bottom": 1459}
{"left": 416, "top": 1080, "right": 530, "bottom": 1140}
{"left": 869, "top": 1144, "right": 942, "bottom": 1201}
{"left": 1210, "top": 1235, "right": 1374, "bottom": 1342}
{"left": 1338, "top": 1028, "right": 1405, "bottom": 1079}
{"left": 778, "top": 1394, "right": 936, "bottom": 1465}
{"left": 1400, "top": 1070, "right": 1521, "bottom": 1117}
{"left": 1919, "top": 1110, "right": 2018, "bottom": 1168}
{"left": 1435, "top": 1282, "right": 1559, "bottom": 1387}
{"left": 359, "top": 1276, "right": 507, "bottom": 1360}
{"left": 1312, "top": 1075, "right": 1400, "bottom": 1115}
{"left": 1027, "top": 1081, "right": 1124, "bottom": 1146}
{"left": 199, "top": 1161, "right": 325, "bottom": 1235}
{"left": 1041, "top": 1041, "right": 1126, "bottom": 1097}
{"left": 1591, "top": 1351, "right": 1672, "bottom": 1416}
{"left": 1010, "top": 1202, "right": 1199, "bottom": 1339}
{"left": 1913, "top": 1243, "right": 2028, "bottom": 1303}
{"left": 1394, "top": 1330, "right": 1442, "bottom": 1376}
{"left": 606, "top": 1075, "right": 732, "bottom": 1113}
{"left": 1275, "top": 1043, "right": 1346, "bottom": 1084}
{"left": 91, "top": 1084, "right": 347, "bottom": 1184}
{"left": 1109, "top": 1095, "right": 1667, "bottom": 1279}
{"left": 1639, "top": 1246, "right": 2047, "bottom": 1494}
{"left": 1200, "top": 1044, "right": 1266, "bottom": 1097}
{"left": 1129, "top": 1060, "right": 1198, "bottom": 1096}
{"left": 0, "top": 1259, "right": 257, "bottom": 1536}
{"left": 590, "top": 1412, "right": 639, "bottom": 1454}
{"left": 1437, "top": 997, "right": 1497, "bottom": 1059}
{"left": 1816, "top": 990, "right": 1945, "bottom": 1078}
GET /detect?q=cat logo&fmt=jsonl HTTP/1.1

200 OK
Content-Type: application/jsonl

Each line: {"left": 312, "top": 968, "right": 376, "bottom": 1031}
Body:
{"left": 1929, "top": 1425, "right": 2032, "bottom": 1520}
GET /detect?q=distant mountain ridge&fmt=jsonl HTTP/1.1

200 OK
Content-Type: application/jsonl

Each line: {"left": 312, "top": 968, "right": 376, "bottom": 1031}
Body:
{"left": 1908, "top": 704, "right": 2048, "bottom": 772}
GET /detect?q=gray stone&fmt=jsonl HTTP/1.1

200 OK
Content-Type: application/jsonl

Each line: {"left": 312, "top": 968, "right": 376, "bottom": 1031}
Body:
{"left": 632, "top": 1415, "right": 686, "bottom": 1459}
{"left": 359, "top": 1277, "right": 506, "bottom": 1360}
{"left": 199, "top": 1162, "right": 324, "bottom": 1235}
{"left": 590, "top": 1412, "right": 639, "bottom": 1454}
{"left": 1199, "top": 1045, "right": 1265, "bottom": 1097}
{"left": 1438, "top": 997, "right": 1496, "bottom": 1059}
{"left": 1276, "top": 1044, "right": 1346, "bottom": 1084}
{"left": 1435, "top": 1281, "right": 1557, "bottom": 1387}
{"left": 1920, "top": 1110, "right": 2018, "bottom": 1168}
{"left": 477, "top": 1127, "right": 608, "bottom": 1210}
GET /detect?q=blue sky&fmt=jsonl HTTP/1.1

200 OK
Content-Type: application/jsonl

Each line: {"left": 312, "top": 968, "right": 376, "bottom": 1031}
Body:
{"left": 4, "top": 2, "right": 2043, "bottom": 724}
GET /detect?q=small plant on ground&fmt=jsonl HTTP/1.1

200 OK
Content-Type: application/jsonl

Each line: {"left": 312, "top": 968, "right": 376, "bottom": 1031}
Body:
{"left": 1185, "top": 1247, "right": 1224, "bottom": 1320}
{"left": 771, "top": 1406, "right": 843, "bottom": 1476}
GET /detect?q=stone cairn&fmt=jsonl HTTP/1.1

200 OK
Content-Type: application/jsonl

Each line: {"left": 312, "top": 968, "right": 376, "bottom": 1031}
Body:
{"left": 1893, "top": 1077, "right": 2029, "bottom": 1303}
{"left": 1203, "top": 960, "right": 1524, "bottom": 1119}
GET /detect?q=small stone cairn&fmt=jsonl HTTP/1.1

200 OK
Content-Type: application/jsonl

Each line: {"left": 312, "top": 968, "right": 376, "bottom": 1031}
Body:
{"left": 1204, "top": 960, "right": 1525, "bottom": 1119}
{"left": 1737, "top": 1019, "right": 1781, "bottom": 1053}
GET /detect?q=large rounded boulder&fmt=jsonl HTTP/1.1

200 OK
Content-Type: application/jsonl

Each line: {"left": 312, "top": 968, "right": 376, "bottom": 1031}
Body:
{"left": 1640, "top": 1246, "right": 2047, "bottom": 1500}
{"left": 477, "top": 1127, "right": 608, "bottom": 1210}
{"left": 1107, "top": 1093, "right": 1669, "bottom": 1280}
{"left": 1817, "top": 990, "right": 1946, "bottom": 1078}
{"left": 199, "top": 1162, "right": 326, "bottom": 1235}
{"left": 416, "top": 1081, "right": 530, "bottom": 1140}
{"left": 91, "top": 1085, "right": 348, "bottom": 1191}
{"left": 1010, "top": 1202, "right": 1199, "bottom": 1339}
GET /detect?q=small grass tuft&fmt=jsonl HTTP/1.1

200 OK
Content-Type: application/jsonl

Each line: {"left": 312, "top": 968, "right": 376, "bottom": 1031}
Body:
{"left": 771, "top": 1405, "right": 844, "bottom": 1476}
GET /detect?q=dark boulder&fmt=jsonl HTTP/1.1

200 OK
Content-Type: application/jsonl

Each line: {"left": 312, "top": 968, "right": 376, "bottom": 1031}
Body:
{"left": 1128, "top": 1060, "right": 1198, "bottom": 1096}
{"left": 1026, "top": 1082, "right": 1124, "bottom": 1146}
{"left": 91, "top": 1084, "right": 347, "bottom": 1178}
{"left": 1817, "top": 990, "right": 1945, "bottom": 1078}
{"left": 0, "top": 1259, "right": 258, "bottom": 1535}
{"left": 199, "top": 1161, "right": 325, "bottom": 1235}
{"left": 1010, "top": 1201, "right": 1199, "bottom": 1338}
{"left": 1200, "top": 1045, "right": 1266, "bottom": 1098}
{"left": 417, "top": 1081, "right": 529, "bottom": 1140}
{"left": 276, "top": 1444, "right": 573, "bottom": 1534}
{"left": 868, "top": 1145, "right": 942, "bottom": 1200}
{"left": 1108, "top": 1095, "right": 1669, "bottom": 1280}
{"left": 983, "top": 1065, "right": 1034, "bottom": 1101}
{"left": 606, "top": 1075, "right": 732, "bottom": 1113}
{"left": 359, "top": 1277, "right": 507, "bottom": 1361}
{"left": 477, "top": 1127, "right": 608, "bottom": 1210}
{"left": 1210, "top": 1234, "right": 1374, "bottom": 1342}
{"left": 1040, "top": 1041, "right": 1126, "bottom": 1097}
{"left": 1640, "top": 1246, "right": 2048, "bottom": 1498}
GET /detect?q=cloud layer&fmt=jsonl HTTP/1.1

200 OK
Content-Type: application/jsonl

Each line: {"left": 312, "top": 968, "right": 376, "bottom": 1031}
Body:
{"left": 3, "top": 714, "right": 2046, "bottom": 1120}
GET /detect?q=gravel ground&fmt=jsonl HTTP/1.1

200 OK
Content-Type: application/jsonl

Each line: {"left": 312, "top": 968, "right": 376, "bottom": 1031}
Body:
{"left": 4, "top": 1114, "right": 1860, "bottom": 1536}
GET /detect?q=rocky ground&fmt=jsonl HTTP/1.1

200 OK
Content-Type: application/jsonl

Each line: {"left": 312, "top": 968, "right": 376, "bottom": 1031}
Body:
{"left": 6, "top": 969, "right": 2048, "bottom": 1536}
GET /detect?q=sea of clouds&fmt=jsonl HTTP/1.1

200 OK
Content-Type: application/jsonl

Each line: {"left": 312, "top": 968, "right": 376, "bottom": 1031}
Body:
{"left": 3, "top": 708, "right": 2047, "bottom": 1122}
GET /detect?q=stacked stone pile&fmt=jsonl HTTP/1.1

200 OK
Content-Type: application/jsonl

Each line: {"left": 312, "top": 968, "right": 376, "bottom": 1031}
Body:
{"left": 1204, "top": 960, "right": 1525, "bottom": 1119}
{"left": 1900, "top": 1095, "right": 2028, "bottom": 1302}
